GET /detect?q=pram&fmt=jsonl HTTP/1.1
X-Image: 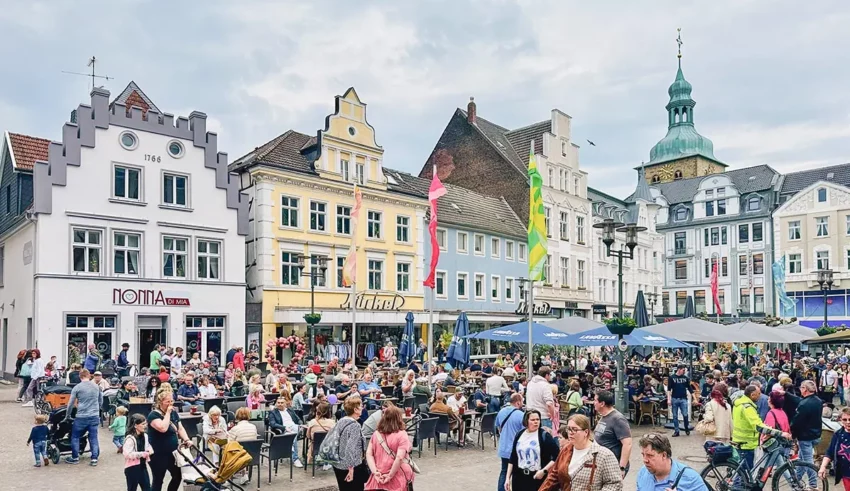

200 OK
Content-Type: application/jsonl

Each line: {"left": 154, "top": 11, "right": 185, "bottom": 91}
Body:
{"left": 45, "top": 406, "right": 89, "bottom": 464}
{"left": 36, "top": 382, "right": 72, "bottom": 415}
{"left": 177, "top": 440, "right": 251, "bottom": 491}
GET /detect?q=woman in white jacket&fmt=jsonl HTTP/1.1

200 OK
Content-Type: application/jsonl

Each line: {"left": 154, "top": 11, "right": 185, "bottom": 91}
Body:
{"left": 123, "top": 414, "right": 154, "bottom": 491}
{"left": 202, "top": 406, "right": 229, "bottom": 465}
{"left": 701, "top": 382, "right": 733, "bottom": 443}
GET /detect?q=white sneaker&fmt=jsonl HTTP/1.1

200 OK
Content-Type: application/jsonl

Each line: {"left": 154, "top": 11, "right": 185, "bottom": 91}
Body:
{"left": 322, "top": 464, "right": 332, "bottom": 471}
{"left": 22, "top": 401, "right": 33, "bottom": 407}
{"left": 294, "top": 460, "right": 304, "bottom": 468}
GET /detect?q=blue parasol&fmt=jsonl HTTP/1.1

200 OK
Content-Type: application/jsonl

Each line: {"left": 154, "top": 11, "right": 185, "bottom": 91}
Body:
{"left": 447, "top": 312, "right": 470, "bottom": 367}
{"left": 633, "top": 290, "right": 651, "bottom": 327}
{"left": 398, "top": 312, "right": 416, "bottom": 365}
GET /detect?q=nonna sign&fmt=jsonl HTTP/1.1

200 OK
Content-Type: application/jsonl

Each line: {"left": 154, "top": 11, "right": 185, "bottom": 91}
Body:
{"left": 113, "top": 288, "right": 191, "bottom": 306}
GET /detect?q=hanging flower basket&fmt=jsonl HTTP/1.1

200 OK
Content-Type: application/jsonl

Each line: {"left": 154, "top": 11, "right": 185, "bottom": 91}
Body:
{"left": 303, "top": 313, "right": 322, "bottom": 326}
{"left": 604, "top": 316, "right": 636, "bottom": 336}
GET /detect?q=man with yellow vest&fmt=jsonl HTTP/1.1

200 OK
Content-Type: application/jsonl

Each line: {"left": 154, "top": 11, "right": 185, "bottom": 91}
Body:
{"left": 732, "top": 385, "right": 791, "bottom": 470}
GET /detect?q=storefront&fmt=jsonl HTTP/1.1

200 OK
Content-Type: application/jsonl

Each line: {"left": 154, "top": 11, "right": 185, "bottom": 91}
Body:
{"left": 784, "top": 288, "right": 850, "bottom": 328}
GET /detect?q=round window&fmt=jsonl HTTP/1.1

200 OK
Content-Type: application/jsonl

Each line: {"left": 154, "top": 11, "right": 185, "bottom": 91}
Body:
{"left": 167, "top": 140, "right": 184, "bottom": 158}
{"left": 348, "top": 126, "right": 356, "bottom": 136}
{"left": 119, "top": 131, "right": 138, "bottom": 150}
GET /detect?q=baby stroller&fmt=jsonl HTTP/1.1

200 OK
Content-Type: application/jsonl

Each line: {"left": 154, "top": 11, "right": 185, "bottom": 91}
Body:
{"left": 37, "top": 383, "right": 72, "bottom": 415}
{"left": 46, "top": 406, "right": 89, "bottom": 465}
{"left": 177, "top": 440, "right": 251, "bottom": 491}
{"left": 99, "top": 359, "right": 117, "bottom": 378}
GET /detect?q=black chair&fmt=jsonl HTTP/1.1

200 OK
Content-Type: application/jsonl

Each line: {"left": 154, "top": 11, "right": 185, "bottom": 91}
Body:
{"left": 128, "top": 402, "right": 152, "bottom": 417}
{"left": 309, "top": 431, "right": 328, "bottom": 477}
{"left": 195, "top": 422, "right": 206, "bottom": 451}
{"left": 264, "top": 393, "right": 280, "bottom": 406}
{"left": 260, "top": 432, "right": 296, "bottom": 482}
{"left": 301, "top": 403, "right": 314, "bottom": 422}
{"left": 416, "top": 417, "right": 438, "bottom": 457}
{"left": 240, "top": 438, "right": 264, "bottom": 489}
{"left": 468, "top": 412, "right": 497, "bottom": 450}
{"left": 418, "top": 403, "right": 431, "bottom": 416}
{"left": 381, "top": 385, "right": 395, "bottom": 397}
{"left": 434, "top": 414, "right": 451, "bottom": 451}
{"left": 203, "top": 397, "right": 225, "bottom": 413}
{"left": 250, "top": 421, "right": 268, "bottom": 442}
{"left": 413, "top": 394, "right": 429, "bottom": 409}
{"left": 402, "top": 397, "right": 416, "bottom": 412}
{"left": 227, "top": 400, "right": 246, "bottom": 414}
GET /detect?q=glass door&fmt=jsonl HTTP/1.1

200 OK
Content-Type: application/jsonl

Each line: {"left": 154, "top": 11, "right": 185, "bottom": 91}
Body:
{"left": 185, "top": 316, "right": 225, "bottom": 366}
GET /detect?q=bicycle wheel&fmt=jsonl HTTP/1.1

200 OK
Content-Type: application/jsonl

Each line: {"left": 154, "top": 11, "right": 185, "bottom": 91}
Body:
{"left": 700, "top": 462, "right": 739, "bottom": 491}
{"left": 772, "top": 461, "right": 828, "bottom": 491}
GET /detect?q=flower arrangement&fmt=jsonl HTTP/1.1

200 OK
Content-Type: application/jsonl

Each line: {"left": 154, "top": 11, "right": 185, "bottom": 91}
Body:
{"left": 603, "top": 316, "right": 637, "bottom": 336}
{"left": 303, "top": 313, "right": 322, "bottom": 325}
{"left": 265, "top": 334, "right": 307, "bottom": 372}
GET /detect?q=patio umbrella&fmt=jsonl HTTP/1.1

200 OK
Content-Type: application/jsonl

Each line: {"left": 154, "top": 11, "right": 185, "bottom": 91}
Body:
{"left": 543, "top": 316, "right": 604, "bottom": 334}
{"left": 398, "top": 312, "right": 416, "bottom": 365}
{"left": 683, "top": 296, "right": 696, "bottom": 318}
{"left": 447, "top": 312, "right": 470, "bottom": 368}
{"left": 465, "top": 321, "right": 579, "bottom": 345}
{"left": 633, "top": 290, "right": 651, "bottom": 327}
{"left": 559, "top": 326, "right": 693, "bottom": 348}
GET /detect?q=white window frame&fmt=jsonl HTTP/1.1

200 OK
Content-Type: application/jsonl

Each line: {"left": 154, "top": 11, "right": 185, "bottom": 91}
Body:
{"left": 309, "top": 200, "right": 327, "bottom": 232}
{"left": 473, "top": 233, "right": 485, "bottom": 256}
{"left": 576, "top": 216, "right": 585, "bottom": 244}
{"left": 491, "top": 275, "right": 501, "bottom": 302}
{"left": 113, "top": 231, "right": 141, "bottom": 277}
{"left": 577, "top": 259, "right": 586, "bottom": 288}
{"left": 436, "top": 228, "right": 447, "bottom": 251}
{"left": 162, "top": 171, "right": 189, "bottom": 207}
{"left": 72, "top": 227, "right": 103, "bottom": 274}
{"left": 544, "top": 206, "right": 551, "bottom": 238}
{"left": 280, "top": 195, "right": 300, "bottom": 229}
{"left": 817, "top": 187, "right": 828, "bottom": 203}
{"left": 457, "top": 272, "right": 469, "bottom": 300}
{"left": 816, "top": 216, "right": 829, "bottom": 237}
{"left": 162, "top": 235, "right": 188, "bottom": 279}
{"left": 560, "top": 211, "right": 569, "bottom": 241}
{"left": 518, "top": 243, "right": 527, "bottom": 262}
{"left": 491, "top": 237, "right": 500, "bottom": 258}
{"left": 197, "top": 239, "right": 222, "bottom": 281}
{"left": 816, "top": 250, "right": 830, "bottom": 271}
{"left": 846, "top": 215, "right": 850, "bottom": 236}
{"left": 340, "top": 159, "right": 350, "bottom": 182}
{"left": 457, "top": 231, "right": 469, "bottom": 254}
{"left": 367, "top": 211, "right": 382, "bottom": 239}
{"left": 356, "top": 162, "right": 365, "bottom": 185}
{"left": 113, "top": 164, "right": 142, "bottom": 202}
{"left": 788, "top": 220, "right": 801, "bottom": 241}
{"left": 368, "top": 259, "right": 383, "bottom": 290}
{"left": 788, "top": 253, "right": 802, "bottom": 274}
{"left": 396, "top": 215, "right": 410, "bottom": 243}
{"left": 560, "top": 257, "right": 570, "bottom": 287}
{"left": 474, "top": 273, "right": 485, "bottom": 301}
{"left": 505, "top": 277, "right": 515, "bottom": 303}
{"left": 435, "top": 270, "right": 447, "bottom": 299}
{"left": 396, "top": 261, "right": 410, "bottom": 292}
{"left": 336, "top": 205, "right": 351, "bottom": 235}
{"left": 280, "top": 250, "right": 300, "bottom": 286}
{"left": 506, "top": 240, "right": 515, "bottom": 261}
{"left": 336, "top": 254, "right": 346, "bottom": 288}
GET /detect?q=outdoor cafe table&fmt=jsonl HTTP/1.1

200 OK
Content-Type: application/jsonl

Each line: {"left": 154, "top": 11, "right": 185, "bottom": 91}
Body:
{"left": 365, "top": 396, "right": 398, "bottom": 407}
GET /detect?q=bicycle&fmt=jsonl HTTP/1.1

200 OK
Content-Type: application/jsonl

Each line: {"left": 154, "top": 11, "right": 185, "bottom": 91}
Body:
{"left": 701, "top": 437, "right": 828, "bottom": 491}
{"left": 33, "top": 377, "right": 57, "bottom": 415}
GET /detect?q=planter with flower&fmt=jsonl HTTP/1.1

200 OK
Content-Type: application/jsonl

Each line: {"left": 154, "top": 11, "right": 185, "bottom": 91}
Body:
{"left": 265, "top": 334, "right": 308, "bottom": 372}
{"left": 604, "top": 316, "right": 637, "bottom": 336}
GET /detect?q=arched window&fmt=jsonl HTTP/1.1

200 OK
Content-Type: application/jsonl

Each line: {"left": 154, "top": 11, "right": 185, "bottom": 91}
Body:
{"left": 817, "top": 187, "right": 827, "bottom": 203}
{"left": 674, "top": 170, "right": 683, "bottom": 180}
{"left": 673, "top": 108, "right": 680, "bottom": 123}
{"left": 681, "top": 108, "right": 688, "bottom": 123}
{"left": 675, "top": 207, "right": 687, "bottom": 221}
{"left": 651, "top": 175, "right": 661, "bottom": 184}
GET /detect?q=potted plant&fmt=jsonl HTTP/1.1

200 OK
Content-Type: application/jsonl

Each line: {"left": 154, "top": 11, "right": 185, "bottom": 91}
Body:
{"left": 303, "top": 313, "right": 322, "bottom": 326}
{"left": 604, "top": 316, "right": 637, "bottom": 336}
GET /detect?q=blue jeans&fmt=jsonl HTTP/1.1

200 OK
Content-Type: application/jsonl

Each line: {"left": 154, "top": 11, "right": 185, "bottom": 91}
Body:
{"left": 797, "top": 439, "right": 820, "bottom": 486}
{"left": 71, "top": 416, "right": 100, "bottom": 460}
{"left": 671, "top": 398, "right": 689, "bottom": 433}
{"left": 114, "top": 435, "right": 125, "bottom": 449}
{"left": 498, "top": 457, "right": 509, "bottom": 491}
{"left": 33, "top": 441, "right": 47, "bottom": 465}
{"left": 541, "top": 418, "right": 553, "bottom": 430}
{"left": 487, "top": 397, "right": 502, "bottom": 414}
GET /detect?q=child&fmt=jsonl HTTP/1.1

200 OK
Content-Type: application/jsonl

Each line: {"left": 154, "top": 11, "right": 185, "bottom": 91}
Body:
{"left": 110, "top": 406, "right": 128, "bottom": 453}
{"left": 123, "top": 413, "right": 153, "bottom": 491}
{"left": 27, "top": 414, "right": 49, "bottom": 467}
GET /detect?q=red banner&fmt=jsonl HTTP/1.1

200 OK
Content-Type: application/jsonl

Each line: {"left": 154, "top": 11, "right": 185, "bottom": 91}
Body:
{"left": 711, "top": 261, "right": 722, "bottom": 315}
{"left": 424, "top": 172, "right": 447, "bottom": 288}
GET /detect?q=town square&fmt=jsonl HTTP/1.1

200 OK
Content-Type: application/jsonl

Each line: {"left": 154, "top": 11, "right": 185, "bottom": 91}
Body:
{"left": 1, "top": 1, "right": 849, "bottom": 490}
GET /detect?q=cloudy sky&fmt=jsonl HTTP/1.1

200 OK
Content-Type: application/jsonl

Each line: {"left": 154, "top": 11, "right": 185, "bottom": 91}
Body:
{"left": 2, "top": 0, "right": 849, "bottom": 198}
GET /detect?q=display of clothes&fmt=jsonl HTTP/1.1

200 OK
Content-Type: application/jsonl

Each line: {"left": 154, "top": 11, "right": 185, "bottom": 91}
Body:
{"left": 325, "top": 343, "right": 351, "bottom": 362}
{"left": 380, "top": 344, "right": 396, "bottom": 362}
{"left": 357, "top": 343, "right": 377, "bottom": 361}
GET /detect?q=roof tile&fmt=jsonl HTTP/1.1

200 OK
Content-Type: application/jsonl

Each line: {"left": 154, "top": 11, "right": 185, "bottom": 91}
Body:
{"left": 780, "top": 163, "right": 850, "bottom": 195}
{"left": 7, "top": 132, "right": 50, "bottom": 171}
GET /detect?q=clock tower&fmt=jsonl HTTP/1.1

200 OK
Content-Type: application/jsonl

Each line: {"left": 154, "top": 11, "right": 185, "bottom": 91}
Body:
{"left": 643, "top": 29, "right": 726, "bottom": 185}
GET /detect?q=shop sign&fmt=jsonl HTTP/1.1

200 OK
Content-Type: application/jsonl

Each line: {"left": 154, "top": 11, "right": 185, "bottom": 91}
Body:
{"left": 592, "top": 304, "right": 608, "bottom": 315}
{"left": 340, "top": 292, "right": 405, "bottom": 311}
{"left": 113, "top": 288, "right": 191, "bottom": 306}
{"left": 514, "top": 301, "right": 551, "bottom": 316}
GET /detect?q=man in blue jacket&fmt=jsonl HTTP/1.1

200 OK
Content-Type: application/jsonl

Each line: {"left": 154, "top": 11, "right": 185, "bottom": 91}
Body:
{"left": 494, "top": 393, "right": 524, "bottom": 491}
{"left": 792, "top": 380, "right": 823, "bottom": 487}
{"left": 83, "top": 344, "right": 100, "bottom": 373}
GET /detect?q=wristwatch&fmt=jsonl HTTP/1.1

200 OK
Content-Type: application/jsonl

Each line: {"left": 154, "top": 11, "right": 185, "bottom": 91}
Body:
{"left": 620, "top": 466, "right": 626, "bottom": 471}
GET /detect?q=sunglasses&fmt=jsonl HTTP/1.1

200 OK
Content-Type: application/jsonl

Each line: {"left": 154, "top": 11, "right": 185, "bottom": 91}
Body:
{"left": 841, "top": 419, "right": 850, "bottom": 423}
{"left": 566, "top": 427, "right": 588, "bottom": 433}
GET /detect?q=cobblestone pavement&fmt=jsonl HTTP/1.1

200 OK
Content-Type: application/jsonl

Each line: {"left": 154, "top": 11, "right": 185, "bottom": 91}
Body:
{"left": 0, "top": 384, "right": 709, "bottom": 490}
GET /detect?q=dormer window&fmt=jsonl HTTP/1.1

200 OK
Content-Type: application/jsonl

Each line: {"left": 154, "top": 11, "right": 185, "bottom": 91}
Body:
{"left": 817, "top": 187, "right": 827, "bottom": 203}
{"left": 675, "top": 207, "right": 687, "bottom": 221}
{"left": 747, "top": 196, "right": 760, "bottom": 211}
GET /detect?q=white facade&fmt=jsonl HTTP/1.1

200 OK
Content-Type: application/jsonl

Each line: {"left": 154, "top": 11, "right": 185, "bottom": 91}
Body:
{"left": 0, "top": 87, "right": 248, "bottom": 373}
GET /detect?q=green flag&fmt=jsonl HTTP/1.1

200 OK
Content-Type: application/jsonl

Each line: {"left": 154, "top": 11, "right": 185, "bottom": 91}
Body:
{"left": 527, "top": 140, "right": 547, "bottom": 281}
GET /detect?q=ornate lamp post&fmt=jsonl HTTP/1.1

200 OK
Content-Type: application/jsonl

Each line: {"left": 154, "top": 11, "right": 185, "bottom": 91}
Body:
{"left": 646, "top": 291, "right": 659, "bottom": 324}
{"left": 297, "top": 254, "right": 328, "bottom": 354}
{"left": 817, "top": 269, "right": 834, "bottom": 329}
{"left": 592, "top": 217, "right": 646, "bottom": 414}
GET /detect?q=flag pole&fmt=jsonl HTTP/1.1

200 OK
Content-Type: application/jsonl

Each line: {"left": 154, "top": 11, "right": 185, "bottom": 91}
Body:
{"left": 351, "top": 261, "right": 357, "bottom": 368}
{"left": 428, "top": 286, "right": 434, "bottom": 391}
{"left": 527, "top": 280, "right": 534, "bottom": 375}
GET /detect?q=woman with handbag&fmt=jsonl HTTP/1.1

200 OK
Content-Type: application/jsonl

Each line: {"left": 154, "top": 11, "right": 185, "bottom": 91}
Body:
{"left": 539, "top": 414, "right": 623, "bottom": 491}
{"left": 147, "top": 389, "right": 192, "bottom": 491}
{"left": 699, "top": 382, "right": 732, "bottom": 443}
{"left": 365, "top": 405, "right": 415, "bottom": 491}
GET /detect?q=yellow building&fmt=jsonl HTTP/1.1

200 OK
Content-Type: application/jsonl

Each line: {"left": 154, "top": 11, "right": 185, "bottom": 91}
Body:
{"left": 231, "top": 88, "right": 428, "bottom": 361}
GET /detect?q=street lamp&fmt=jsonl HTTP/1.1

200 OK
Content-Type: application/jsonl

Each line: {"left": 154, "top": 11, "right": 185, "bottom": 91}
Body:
{"left": 297, "top": 254, "right": 329, "bottom": 354}
{"left": 817, "top": 269, "right": 834, "bottom": 329}
{"left": 646, "top": 291, "right": 659, "bottom": 324}
{"left": 592, "top": 217, "right": 646, "bottom": 415}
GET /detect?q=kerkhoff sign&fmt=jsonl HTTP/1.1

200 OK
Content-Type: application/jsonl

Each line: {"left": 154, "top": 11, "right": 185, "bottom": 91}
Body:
{"left": 113, "top": 288, "right": 191, "bottom": 306}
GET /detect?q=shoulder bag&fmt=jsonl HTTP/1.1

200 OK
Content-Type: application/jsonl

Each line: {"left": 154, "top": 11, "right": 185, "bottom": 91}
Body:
{"left": 695, "top": 401, "right": 717, "bottom": 436}
{"left": 376, "top": 432, "right": 421, "bottom": 475}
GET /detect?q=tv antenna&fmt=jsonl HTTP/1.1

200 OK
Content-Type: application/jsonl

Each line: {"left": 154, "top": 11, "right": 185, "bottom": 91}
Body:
{"left": 62, "top": 56, "right": 112, "bottom": 90}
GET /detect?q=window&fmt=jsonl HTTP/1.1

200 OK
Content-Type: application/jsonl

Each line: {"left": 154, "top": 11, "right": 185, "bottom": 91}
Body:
{"left": 506, "top": 240, "right": 514, "bottom": 260}
{"left": 310, "top": 201, "right": 327, "bottom": 232}
{"left": 340, "top": 159, "right": 350, "bottom": 181}
{"left": 113, "top": 232, "right": 140, "bottom": 276}
{"left": 281, "top": 196, "right": 299, "bottom": 228}
{"left": 474, "top": 273, "right": 485, "bottom": 300}
{"left": 676, "top": 291, "right": 687, "bottom": 314}
{"left": 396, "top": 262, "right": 410, "bottom": 292}
{"left": 716, "top": 289, "right": 726, "bottom": 315}
{"left": 559, "top": 212, "right": 570, "bottom": 240}
{"left": 491, "top": 237, "right": 500, "bottom": 258}
{"left": 695, "top": 291, "right": 706, "bottom": 313}
{"left": 847, "top": 249, "right": 850, "bottom": 270}
{"left": 336, "top": 205, "right": 351, "bottom": 235}
{"left": 437, "top": 229, "right": 447, "bottom": 251}
{"left": 704, "top": 258, "right": 710, "bottom": 278}
{"left": 544, "top": 207, "right": 551, "bottom": 238}
{"left": 474, "top": 234, "right": 485, "bottom": 255}
{"left": 740, "top": 288, "right": 751, "bottom": 313}
{"left": 789, "top": 254, "right": 802, "bottom": 274}
{"left": 577, "top": 260, "right": 586, "bottom": 288}
{"left": 576, "top": 216, "right": 585, "bottom": 243}
{"left": 717, "top": 199, "right": 727, "bottom": 215}
{"left": 816, "top": 217, "right": 829, "bottom": 237}
{"left": 653, "top": 251, "right": 659, "bottom": 269}
{"left": 368, "top": 259, "right": 383, "bottom": 290}
{"left": 548, "top": 167, "right": 554, "bottom": 188}
{"left": 752, "top": 223, "right": 763, "bottom": 242}
{"left": 721, "top": 226, "right": 727, "bottom": 245}
{"left": 166, "top": 140, "right": 184, "bottom": 158}
{"left": 816, "top": 250, "right": 830, "bottom": 270}
{"left": 752, "top": 253, "right": 764, "bottom": 274}
{"left": 113, "top": 165, "right": 140, "bottom": 200}
{"left": 560, "top": 257, "right": 570, "bottom": 286}
{"left": 739, "top": 255, "right": 748, "bottom": 275}
{"left": 162, "top": 173, "right": 188, "bottom": 207}
{"left": 281, "top": 251, "right": 300, "bottom": 286}
{"left": 457, "top": 272, "right": 468, "bottom": 298}
{"left": 747, "top": 196, "right": 760, "bottom": 211}
{"left": 675, "top": 260, "right": 687, "bottom": 280}
{"left": 710, "top": 227, "right": 719, "bottom": 246}
{"left": 119, "top": 131, "right": 138, "bottom": 150}
{"left": 674, "top": 170, "right": 683, "bottom": 180}
{"left": 367, "top": 211, "right": 382, "bottom": 239}
{"left": 846, "top": 215, "right": 850, "bottom": 235}
{"left": 598, "top": 238, "right": 606, "bottom": 260}
{"left": 574, "top": 177, "right": 580, "bottom": 195}
{"left": 706, "top": 200, "right": 714, "bottom": 217}
{"left": 396, "top": 216, "right": 410, "bottom": 243}
{"left": 309, "top": 255, "right": 326, "bottom": 287}
{"left": 788, "top": 221, "right": 801, "bottom": 240}
{"left": 818, "top": 187, "right": 827, "bottom": 203}
{"left": 195, "top": 240, "right": 220, "bottom": 280}
{"left": 491, "top": 276, "right": 500, "bottom": 301}
{"left": 435, "top": 271, "right": 446, "bottom": 298}
{"left": 66, "top": 315, "right": 117, "bottom": 365}
{"left": 518, "top": 243, "right": 527, "bottom": 261}
{"left": 722, "top": 256, "right": 728, "bottom": 277}
{"left": 457, "top": 232, "right": 468, "bottom": 253}
{"left": 675, "top": 208, "right": 687, "bottom": 221}
{"left": 544, "top": 255, "right": 551, "bottom": 283}
{"left": 704, "top": 229, "right": 709, "bottom": 246}
{"left": 162, "top": 236, "right": 187, "bottom": 278}
{"left": 561, "top": 169, "right": 569, "bottom": 191}
{"left": 662, "top": 292, "right": 670, "bottom": 315}
{"left": 674, "top": 232, "right": 686, "bottom": 254}
{"left": 72, "top": 228, "right": 101, "bottom": 273}
{"left": 739, "top": 224, "right": 749, "bottom": 243}
{"left": 0, "top": 245, "right": 4, "bottom": 286}
{"left": 184, "top": 316, "right": 224, "bottom": 365}
{"left": 754, "top": 287, "right": 765, "bottom": 313}
{"left": 336, "top": 256, "right": 345, "bottom": 287}
{"left": 356, "top": 163, "right": 365, "bottom": 185}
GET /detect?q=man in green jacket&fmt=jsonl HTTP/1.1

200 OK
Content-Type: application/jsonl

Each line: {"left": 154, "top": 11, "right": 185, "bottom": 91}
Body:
{"left": 732, "top": 385, "right": 791, "bottom": 470}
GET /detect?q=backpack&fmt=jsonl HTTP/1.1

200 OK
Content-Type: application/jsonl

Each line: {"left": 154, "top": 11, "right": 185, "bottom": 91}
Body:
{"left": 319, "top": 418, "right": 357, "bottom": 466}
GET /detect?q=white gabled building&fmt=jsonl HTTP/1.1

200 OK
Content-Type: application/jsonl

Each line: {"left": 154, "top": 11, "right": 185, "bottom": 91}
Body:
{"left": 0, "top": 83, "right": 248, "bottom": 374}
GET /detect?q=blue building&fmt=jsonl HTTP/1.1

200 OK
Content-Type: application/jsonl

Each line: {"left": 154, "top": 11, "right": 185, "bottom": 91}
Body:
{"left": 384, "top": 170, "right": 528, "bottom": 359}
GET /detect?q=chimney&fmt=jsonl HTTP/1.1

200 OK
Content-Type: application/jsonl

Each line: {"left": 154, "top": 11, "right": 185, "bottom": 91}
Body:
{"left": 467, "top": 96, "right": 476, "bottom": 124}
